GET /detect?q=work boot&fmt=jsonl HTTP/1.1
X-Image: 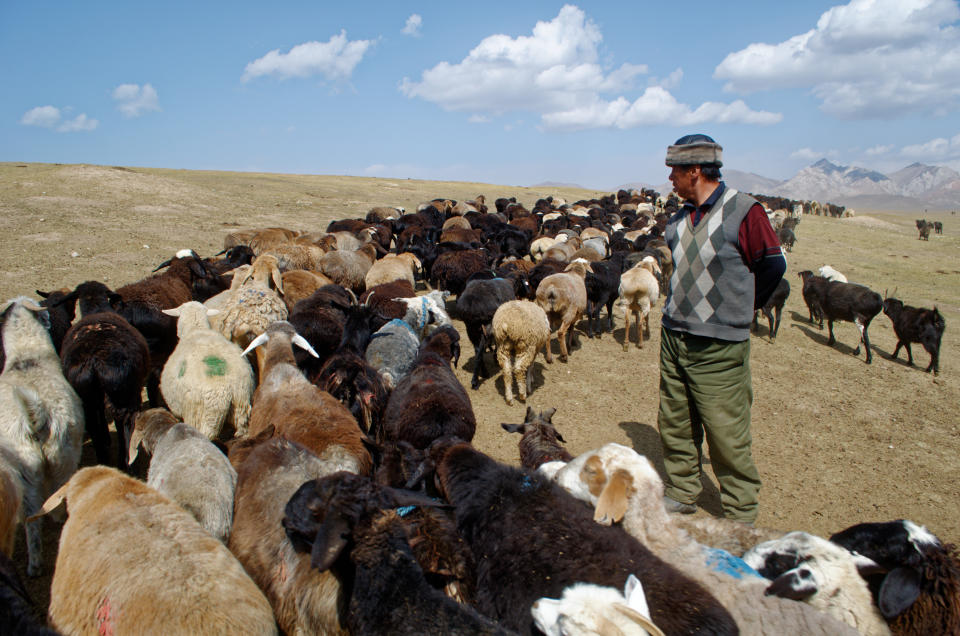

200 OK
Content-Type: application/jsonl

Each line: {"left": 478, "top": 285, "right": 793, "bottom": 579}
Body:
{"left": 663, "top": 495, "right": 696, "bottom": 514}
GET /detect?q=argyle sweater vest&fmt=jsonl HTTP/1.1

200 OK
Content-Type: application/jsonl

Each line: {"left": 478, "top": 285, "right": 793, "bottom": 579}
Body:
{"left": 662, "top": 188, "right": 756, "bottom": 341}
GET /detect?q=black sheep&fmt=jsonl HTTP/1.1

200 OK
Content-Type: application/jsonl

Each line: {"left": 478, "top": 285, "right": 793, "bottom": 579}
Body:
{"left": 500, "top": 406, "right": 572, "bottom": 470}
{"left": 288, "top": 284, "right": 352, "bottom": 379}
{"left": 456, "top": 276, "right": 519, "bottom": 389}
{"left": 882, "top": 297, "right": 945, "bottom": 375}
{"left": 59, "top": 281, "right": 151, "bottom": 469}
{"left": 752, "top": 278, "right": 790, "bottom": 342}
{"left": 283, "top": 472, "right": 505, "bottom": 635}
{"left": 583, "top": 253, "right": 627, "bottom": 338}
{"left": 424, "top": 440, "right": 738, "bottom": 635}
{"left": 381, "top": 326, "right": 475, "bottom": 450}
{"left": 430, "top": 249, "right": 493, "bottom": 297}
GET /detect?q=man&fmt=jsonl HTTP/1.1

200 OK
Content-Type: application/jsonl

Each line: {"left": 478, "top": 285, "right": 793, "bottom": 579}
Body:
{"left": 657, "top": 134, "right": 786, "bottom": 524}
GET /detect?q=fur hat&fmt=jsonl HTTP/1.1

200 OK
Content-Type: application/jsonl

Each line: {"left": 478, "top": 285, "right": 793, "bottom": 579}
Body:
{"left": 665, "top": 134, "right": 723, "bottom": 167}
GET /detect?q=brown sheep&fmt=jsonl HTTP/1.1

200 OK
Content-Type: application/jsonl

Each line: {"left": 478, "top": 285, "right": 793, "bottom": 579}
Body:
{"left": 280, "top": 270, "right": 335, "bottom": 312}
{"left": 536, "top": 260, "right": 591, "bottom": 363}
{"left": 619, "top": 258, "right": 661, "bottom": 350}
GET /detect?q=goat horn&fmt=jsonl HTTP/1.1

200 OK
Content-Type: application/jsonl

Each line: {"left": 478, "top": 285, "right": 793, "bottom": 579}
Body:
{"left": 153, "top": 259, "right": 173, "bottom": 272}
{"left": 362, "top": 291, "right": 374, "bottom": 308}
{"left": 241, "top": 332, "right": 270, "bottom": 357}
{"left": 345, "top": 288, "right": 359, "bottom": 307}
{"left": 292, "top": 333, "right": 319, "bottom": 358}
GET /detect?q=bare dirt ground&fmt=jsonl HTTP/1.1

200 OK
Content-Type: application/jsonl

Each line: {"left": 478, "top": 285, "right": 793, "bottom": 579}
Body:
{"left": 2, "top": 162, "right": 958, "bottom": 616}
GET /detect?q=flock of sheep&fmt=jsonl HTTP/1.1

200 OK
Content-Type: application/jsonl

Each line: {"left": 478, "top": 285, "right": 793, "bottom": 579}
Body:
{"left": 0, "top": 189, "right": 956, "bottom": 635}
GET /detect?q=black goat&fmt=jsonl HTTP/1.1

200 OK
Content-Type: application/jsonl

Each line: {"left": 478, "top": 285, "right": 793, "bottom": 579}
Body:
{"left": 798, "top": 271, "right": 883, "bottom": 363}
{"left": 882, "top": 297, "right": 945, "bottom": 375}
{"left": 381, "top": 326, "right": 474, "bottom": 450}
{"left": 456, "top": 276, "right": 521, "bottom": 389}
{"left": 584, "top": 252, "right": 626, "bottom": 338}
{"left": 830, "top": 520, "right": 960, "bottom": 636}
{"left": 752, "top": 278, "right": 790, "bottom": 342}
{"left": 422, "top": 440, "right": 738, "bottom": 635}
{"left": 59, "top": 281, "right": 151, "bottom": 469}
{"left": 283, "top": 472, "right": 507, "bottom": 635}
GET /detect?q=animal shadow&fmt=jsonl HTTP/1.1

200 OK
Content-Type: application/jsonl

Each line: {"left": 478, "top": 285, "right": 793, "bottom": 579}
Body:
{"left": 791, "top": 322, "right": 864, "bottom": 357}
{"left": 618, "top": 421, "right": 722, "bottom": 517}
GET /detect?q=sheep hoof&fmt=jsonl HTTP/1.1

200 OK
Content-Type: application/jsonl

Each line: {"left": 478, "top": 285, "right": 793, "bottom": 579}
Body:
{"left": 506, "top": 398, "right": 514, "bottom": 406}
{"left": 622, "top": 344, "right": 629, "bottom": 352}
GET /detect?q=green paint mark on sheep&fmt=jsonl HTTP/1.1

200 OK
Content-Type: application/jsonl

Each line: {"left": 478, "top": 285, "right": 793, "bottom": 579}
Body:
{"left": 178, "top": 361, "right": 187, "bottom": 378}
{"left": 203, "top": 356, "right": 227, "bottom": 376}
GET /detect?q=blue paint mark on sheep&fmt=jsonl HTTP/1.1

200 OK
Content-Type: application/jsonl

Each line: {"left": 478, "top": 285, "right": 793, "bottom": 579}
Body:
{"left": 702, "top": 546, "right": 763, "bottom": 580}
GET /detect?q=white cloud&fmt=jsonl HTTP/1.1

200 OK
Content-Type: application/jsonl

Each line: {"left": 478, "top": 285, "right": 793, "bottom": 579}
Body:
{"left": 468, "top": 114, "right": 490, "bottom": 124}
{"left": 901, "top": 133, "right": 960, "bottom": 158}
{"left": 57, "top": 113, "right": 98, "bottom": 132}
{"left": 715, "top": 0, "right": 960, "bottom": 118}
{"left": 790, "top": 147, "right": 838, "bottom": 160}
{"left": 20, "top": 105, "right": 97, "bottom": 132}
{"left": 865, "top": 144, "right": 894, "bottom": 156}
{"left": 648, "top": 68, "right": 683, "bottom": 90}
{"left": 20, "top": 105, "right": 61, "bottom": 128}
{"left": 112, "top": 83, "right": 160, "bottom": 118}
{"left": 402, "top": 14, "right": 422, "bottom": 37}
{"left": 401, "top": 5, "right": 777, "bottom": 130}
{"left": 243, "top": 30, "right": 375, "bottom": 82}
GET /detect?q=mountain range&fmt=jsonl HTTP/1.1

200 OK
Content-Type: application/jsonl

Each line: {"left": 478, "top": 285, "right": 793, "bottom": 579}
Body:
{"left": 614, "top": 160, "right": 960, "bottom": 212}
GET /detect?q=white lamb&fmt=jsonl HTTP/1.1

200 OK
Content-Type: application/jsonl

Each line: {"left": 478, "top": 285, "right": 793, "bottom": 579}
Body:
{"left": 818, "top": 265, "right": 848, "bottom": 283}
{"left": 532, "top": 574, "right": 664, "bottom": 636}
{"left": 543, "top": 444, "right": 859, "bottom": 635}
{"left": 0, "top": 297, "right": 84, "bottom": 576}
{"left": 161, "top": 301, "right": 254, "bottom": 440}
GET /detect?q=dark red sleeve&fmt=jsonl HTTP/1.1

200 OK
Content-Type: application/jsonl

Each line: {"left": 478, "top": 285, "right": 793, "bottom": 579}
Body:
{"left": 738, "top": 203, "right": 783, "bottom": 267}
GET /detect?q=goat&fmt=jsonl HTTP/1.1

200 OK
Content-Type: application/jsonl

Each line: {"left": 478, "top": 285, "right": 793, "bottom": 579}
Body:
{"left": 282, "top": 472, "right": 511, "bottom": 635}
{"left": 381, "top": 326, "right": 474, "bottom": 449}
{"left": 830, "top": 519, "right": 960, "bottom": 636}
{"left": 752, "top": 278, "right": 790, "bottom": 342}
{"left": 501, "top": 407, "right": 572, "bottom": 470}
{"left": 59, "top": 281, "right": 150, "bottom": 470}
{"left": 882, "top": 297, "right": 945, "bottom": 375}
{"left": 797, "top": 271, "right": 883, "bottom": 363}
{"left": 421, "top": 439, "right": 738, "bottom": 635}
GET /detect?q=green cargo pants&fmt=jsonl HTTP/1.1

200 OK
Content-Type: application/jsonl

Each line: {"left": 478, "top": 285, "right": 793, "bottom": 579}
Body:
{"left": 657, "top": 328, "right": 761, "bottom": 523}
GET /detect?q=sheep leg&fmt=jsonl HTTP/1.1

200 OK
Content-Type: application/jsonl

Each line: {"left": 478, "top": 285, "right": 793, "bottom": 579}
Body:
{"left": 84, "top": 398, "right": 111, "bottom": 466}
{"left": 605, "top": 297, "right": 616, "bottom": 333}
{"left": 24, "top": 487, "right": 43, "bottom": 577}
{"left": 497, "top": 344, "right": 515, "bottom": 405}
{"left": 827, "top": 320, "right": 836, "bottom": 346}
{"left": 904, "top": 342, "right": 914, "bottom": 366}
{"left": 640, "top": 310, "right": 649, "bottom": 348}
{"left": 586, "top": 301, "right": 596, "bottom": 338}
{"left": 558, "top": 323, "right": 570, "bottom": 362}
{"left": 622, "top": 304, "right": 632, "bottom": 352}
{"left": 516, "top": 345, "right": 539, "bottom": 402}
{"left": 543, "top": 333, "right": 553, "bottom": 364}
{"left": 470, "top": 329, "right": 488, "bottom": 390}
{"left": 892, "top": 340, "right": 904, "bottom": 360}
{"left": 772, "top": 306, "right": 783, "bottom": 341}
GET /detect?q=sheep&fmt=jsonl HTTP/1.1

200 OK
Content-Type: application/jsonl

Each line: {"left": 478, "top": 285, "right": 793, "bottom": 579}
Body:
{"left": 217, "top": 254, "right": 289, "bottom": 349}
{"left": 361, "top": 279, "right": 417, "bottom": 322}
{"left": 422, "top": 439, "right": 738, "bottom": 635}
{"left": 543, "top": 443, "right": 860, "bottom": 635}
{"left": 583, "top": 253, "right": 626, "bottom": 338}
{"left": 797, "top": 271, "right": 883, "bottom": 363}
{"left": 500, "top": 407, "right": 572, "bottom": 469}
{"left": 0, "top": 551, "right": 59, "bottom": 635}
{"left": 0, "top": 297, "right": 85, "bottom": 576}
{"left": 430, "top": 248, "right": 493, "bottom": 296}
{"left": 744, "top": 531, "right": 891, "bottom": 636}
{"left": 366, "top": 206, "right": 404, "bottom": 222}
{"left": 531, "top": 575, "right": 664, "bottom": 636}
{"left": 280, "top": 269, "right": 334, "bottom": 312}
{"left": 881, "top": 296, "right": 946, "bottom": 375}
{"left": 58, "top": 282, "right": 150, "bottom": 472}
{"left": 364, "top": 318, "right": 421, "bottom": 390}
{"left": 619, "top": 258, "right": 661, "bottom": 351}
{"left": 319, "top": 243, "right": 379, "bottom": 293}
{"left": 752, "top": 278, "right": 790, "bottom": 342}
{"left": 243, "top": 320, "right": 373, "bottom": 474}
{"left": 34, "top": 288, "right": 76, "bottom": 355}
{"left": 128, "top": 408, "right": 238, "bottom": 542}
{"left": 282, "top": 471, "right": 511, "bottom": 635}
{"left": 160, "top": 300, "right": 254, "bottom": 440}
{"left": 261, "top": 242, "right": 329, "bottom": 272}
{"left": 204, "top": 263, "right": 251, "bottom": 316}
{"left": 457, "top": 276, "right": 523, "bottom": 390}
{"left": 492, "top": 300, "right": 550, "bottom": 405}
{"left": 228, "top": 434, "right": 354, "bottom": 635}
{"left": 393, "top": 290, "right": 453, "bottom": 339}
{"left": 536, "top": 260, "right": 591, "bottom": 363}
{"left": 829, "top": 519, "right": 960, "bottom": 636}
{"left": 381, "top": 326, "right": 475, "bottom": 449}
{"left": 287, "top": 284, "right": 352, "bottom": 379}
{"left": 29, "top": 465, "right": 277, "bottom": 635}
{"left": 365, "top": 252, "right": 423, "bottom": 289}
{"left": 818, "top": 265, "right": 848, "bottom": 283}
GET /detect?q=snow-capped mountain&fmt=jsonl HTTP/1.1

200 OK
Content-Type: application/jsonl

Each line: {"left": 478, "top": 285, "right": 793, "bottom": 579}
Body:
{"left": 775, "top": 159, "right": 900, "bottom": 200}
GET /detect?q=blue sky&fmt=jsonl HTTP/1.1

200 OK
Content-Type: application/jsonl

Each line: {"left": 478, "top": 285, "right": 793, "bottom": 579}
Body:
{"left": 3, "top": 0, "right": 960, "bottom": 190}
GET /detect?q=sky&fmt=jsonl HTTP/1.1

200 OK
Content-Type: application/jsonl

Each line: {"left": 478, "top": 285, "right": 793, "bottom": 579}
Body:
{"left": 3, "top": 0, "right": 960, "bottom": 190}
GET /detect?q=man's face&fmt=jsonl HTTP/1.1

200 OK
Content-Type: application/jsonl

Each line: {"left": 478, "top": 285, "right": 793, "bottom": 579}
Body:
{"left": 669, "top": 165, "right": 698, "bottom": 201}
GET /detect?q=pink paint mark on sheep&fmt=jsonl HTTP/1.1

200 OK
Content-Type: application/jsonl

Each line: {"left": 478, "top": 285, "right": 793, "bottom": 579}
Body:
{"left": 96, "top": 596, "right": 115, "bottom": 636}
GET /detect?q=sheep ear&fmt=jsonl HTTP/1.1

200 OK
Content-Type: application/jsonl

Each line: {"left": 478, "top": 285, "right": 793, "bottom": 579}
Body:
{"left": 310, "top": 515, "right": 351, "bottom": 572}
{"left": 851, "top": 552, "right": 885, "bottom": 577}
{"left": 764, "top": 567, "right": 818, "bottom": 601}
{"left": 877, "top": 567, "right": 921, "bottom": 620}
{"left": 271, "top": 266, "right": 284, "bottom": 295}
{"left": 206, "top": 308, "right": 220, "bottom": 317}
{"left": 543, "top": 407, "right": 557, "bottom": 421}
{"left": 594, "top": 468, "right": 633, "bottom": 525}
{"left": 501, "top": 423, "right": 523, "bottom": 434}
{"left": 26, "top": 482, "right": 69, "bottom": 523}
{"left": 127, "top": 428, "right": 143, "bottom": 465}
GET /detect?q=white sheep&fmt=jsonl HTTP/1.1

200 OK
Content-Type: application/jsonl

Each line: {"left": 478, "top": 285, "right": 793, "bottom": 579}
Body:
{"left": 543, "top": 444, "right": 860, "bottom": 635}
{"left": 128, "top": 408, "right": 238, "bottom": 542}
{"left": 492, "top": 299, "right": 550, "bottom": 405}
{"left": 393, "top": 290, "right": 452, "bottom": 339}
{"left": 619, "top": 257, "right": 661, "bottom": 351}
{"left": 161, "top": 301, "right": 254, "bottom": 440}
{"left": 217, "top": 254, "right": 289, "bottom": 349}
{"left": 364, "top": 252, "right": 422, "bottom": 289}
{"left": 744, "top": 531, "right": 891, "bottom": 636}
{"left": 818, "top": 265, "right": 848, "bottom": 283}
{"left": 532, "top": 574, "right": 664, "bottom": 636}
{"left": 0, "top": 296, "right": 84, "bottom": 576}
{"left": 30, "top": 465, "right": 277, "bottom": 634}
